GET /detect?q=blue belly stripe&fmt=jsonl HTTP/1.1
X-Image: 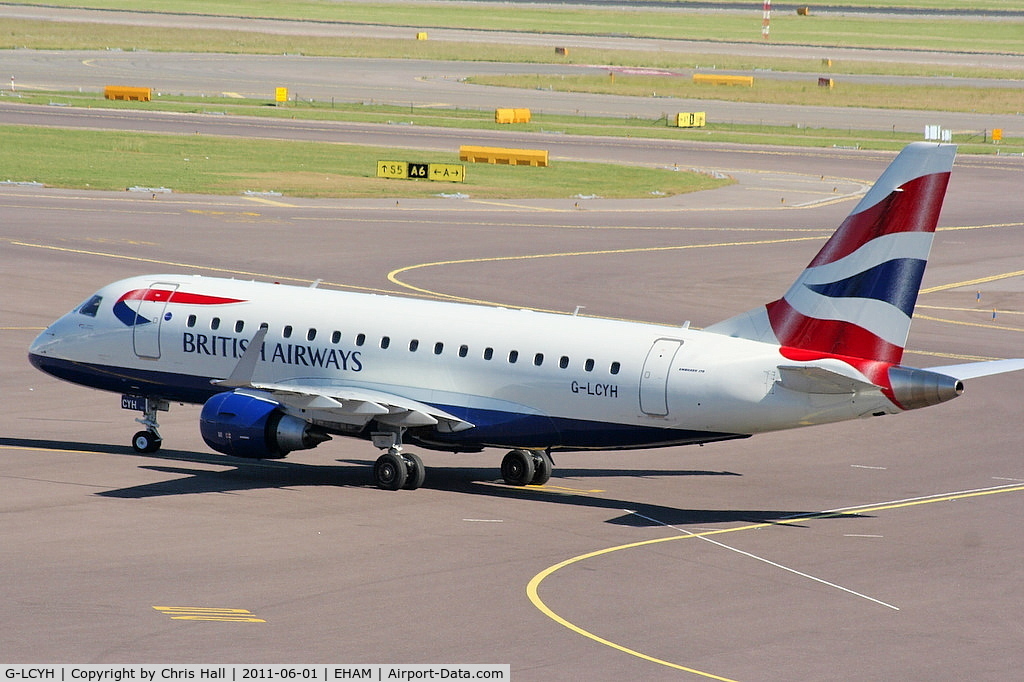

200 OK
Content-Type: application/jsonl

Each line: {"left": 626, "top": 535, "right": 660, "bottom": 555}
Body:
{"left": 29, "top": 354, "right": 746, "bottom": 451}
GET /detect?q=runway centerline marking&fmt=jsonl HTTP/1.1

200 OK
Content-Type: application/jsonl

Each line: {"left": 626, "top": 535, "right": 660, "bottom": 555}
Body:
{"left": 527, "top": 483, "right": 1024, "bottom": 679}
{"left": 919, "top": 264, "right": 1024, "bottom": 294}
{"left": 153, "top": 606, "right": 266, "bottom": 623}
{"left": 915, "top": 313, "right": 1023, "bottom": 333}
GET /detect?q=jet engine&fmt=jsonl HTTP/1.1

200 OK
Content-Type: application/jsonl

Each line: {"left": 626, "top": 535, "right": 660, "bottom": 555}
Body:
{"left": 888, "top": 366, "right": 964, "bottom": 411}
{"left": 200, "top": 391, "right": 330, "bottom": 458}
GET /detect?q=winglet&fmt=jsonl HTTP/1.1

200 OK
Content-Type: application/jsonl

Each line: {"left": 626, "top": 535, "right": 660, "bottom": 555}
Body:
{"left": 213, "top": 325, "right": 268, "bottom": 388}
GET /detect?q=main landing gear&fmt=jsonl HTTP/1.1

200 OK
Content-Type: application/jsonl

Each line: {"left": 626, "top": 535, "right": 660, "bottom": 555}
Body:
{"left": 501, "top": 449, "right": 553, "bottom": 486}
{"left": 131, "top": 397, "right": 168, "bottom": 454}
{"left": 371, "top": 429, "right": 426, "bottom": 491}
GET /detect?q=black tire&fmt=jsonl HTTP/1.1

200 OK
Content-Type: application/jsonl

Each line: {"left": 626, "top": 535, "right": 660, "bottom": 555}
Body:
{"left": 374, "top": 451, "right": 408, "bottom": 491}
{"left": 131, "top": 430, "right": 161, "bottom": 454}
{"left": 402, "top": 452, "right": 426, "bottom": 490}
{"left": 501, "top": 449, "right": 535, "bottom": 486}
{"left": 530, "top": 450, "right": 553, "bottom": 486}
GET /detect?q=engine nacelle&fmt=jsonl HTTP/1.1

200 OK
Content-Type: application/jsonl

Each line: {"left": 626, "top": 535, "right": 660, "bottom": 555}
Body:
{"left": 200, "top": 391, "right": 330, "bottom": 459}
{"left": 888, "top": 366, "right": 964, "bottom": 411}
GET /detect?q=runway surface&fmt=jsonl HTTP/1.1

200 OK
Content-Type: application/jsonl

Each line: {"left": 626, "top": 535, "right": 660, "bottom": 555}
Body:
{"left": 3, "top": 136, "right": 1024, "bottom": 678}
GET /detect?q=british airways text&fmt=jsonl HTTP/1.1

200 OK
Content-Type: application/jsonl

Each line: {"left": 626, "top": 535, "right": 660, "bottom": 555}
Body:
{"left": 182, "top": 333, "right": 362, "bottom": 372}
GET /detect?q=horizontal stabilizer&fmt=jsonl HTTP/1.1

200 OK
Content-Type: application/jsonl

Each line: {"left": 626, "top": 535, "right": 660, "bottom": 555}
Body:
{"left": 777, "top": 365, "right": 879, "bottom": 395}
{"left": 926, "top": 358, "right": 1024, "bottom": 381}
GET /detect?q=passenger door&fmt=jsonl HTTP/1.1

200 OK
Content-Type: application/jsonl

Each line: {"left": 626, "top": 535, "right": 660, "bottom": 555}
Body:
{"left": 639, "top": 338, "right": 682, "bottom": 416}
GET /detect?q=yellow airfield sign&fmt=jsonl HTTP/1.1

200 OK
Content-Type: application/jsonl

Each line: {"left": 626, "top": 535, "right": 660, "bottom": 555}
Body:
{"left": 377, "top": 161, "right": 466, "bottom": 183}
{"left": 428, "top": 164, "right": 465, "bottom": 182}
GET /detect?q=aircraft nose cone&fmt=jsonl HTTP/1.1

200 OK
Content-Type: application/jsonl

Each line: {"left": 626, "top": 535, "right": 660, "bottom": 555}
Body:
{"left": 29, "top": 327, "right": 56, "bottom": 356}
{"left": 28, "top": 325, "right": 61, "bottom": 373}
{"left": 28, "top": 313, "right": 82, "bottom": 360}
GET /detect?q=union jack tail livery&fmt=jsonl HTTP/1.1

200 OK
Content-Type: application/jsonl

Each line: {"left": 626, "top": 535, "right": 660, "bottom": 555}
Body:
{"left": 708, "top": 143, "right": 956, "bottom": 371}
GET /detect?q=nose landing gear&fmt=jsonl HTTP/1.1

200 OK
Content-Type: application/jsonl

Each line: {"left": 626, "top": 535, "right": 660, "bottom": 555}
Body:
{"left": 130, "top": 397, "right": 168, "bottom": 453}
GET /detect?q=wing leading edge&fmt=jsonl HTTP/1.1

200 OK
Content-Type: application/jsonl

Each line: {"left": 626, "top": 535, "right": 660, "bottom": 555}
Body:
{"left": 214, "top": 326, "right": 474, "bottom": 433}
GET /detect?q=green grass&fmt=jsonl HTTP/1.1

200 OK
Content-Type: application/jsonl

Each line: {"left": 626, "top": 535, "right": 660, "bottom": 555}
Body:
{"left": 467, "top": 73, "right": 1024, "bottom": 116}
{"left": 4, "top": 18, "right": 1023, "bottom": 81}
{"left": 3, "top": 1, "right": 1022, "bottom": 54}
{"left": 0, "top": 124, "right": 732, "bottom": 198}
{"left": 8, "top": 91, "right": 1022, "bottom": 156}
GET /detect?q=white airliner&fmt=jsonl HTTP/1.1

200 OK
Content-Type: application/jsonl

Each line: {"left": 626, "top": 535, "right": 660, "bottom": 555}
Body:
{"left": 28, "top": 143, "right": 1024, "bottom": 490}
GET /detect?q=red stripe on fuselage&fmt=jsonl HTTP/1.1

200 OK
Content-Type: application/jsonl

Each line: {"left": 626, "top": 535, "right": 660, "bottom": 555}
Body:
{"left": 120, "top": 289, "right": 246, "bottom": 305}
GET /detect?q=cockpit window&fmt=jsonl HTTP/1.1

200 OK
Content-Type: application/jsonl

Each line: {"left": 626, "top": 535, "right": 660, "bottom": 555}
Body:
{"left": 78, "top": 294, "right": 102, "bottom": 317}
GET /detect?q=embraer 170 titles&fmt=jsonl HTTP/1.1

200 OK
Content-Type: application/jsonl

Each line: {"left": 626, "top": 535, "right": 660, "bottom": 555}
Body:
{"left": 29, "top": 143, "right": 1024, "bottom": 490}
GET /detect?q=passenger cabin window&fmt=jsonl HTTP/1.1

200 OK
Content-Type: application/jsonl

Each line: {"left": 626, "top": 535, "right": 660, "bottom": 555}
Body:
{"left": 459, "top": 345, "right": 469, "bottom": 358}
{"left": 78, "top": 295, "right": 102, "bottom": 317}
{"left": 210, "top": 317, "right": 221, "bottom": 331}
{"left": 434, "top": 342, "right": 444, "bottom": 355}
{"left": 534, "top": 353, "right": 544, "bottom": 367}
{"left": 234, "top": 320, "right": 244, "bottom": 333}
{"left": 483, "top": 347, "right": 494, "bottom": 361}
{"left": 409, "top": 339, "right": 419, "bottom": 352}
{"left": 356, "top": 333, "right": 366, "bottom": 346}
{"left": 585, "top": 359, "right": 595, "bottom": 372}
{"left": 380, "top": 336, "right": 390, "bottom": 349}
{"left": 559, "top": 356, "right": 569, "bottom": 369}
{"left": 331, "top": 331, "right": 342, "bottom": 344}
{"left": 307, "top": 328, "right": 317, "bottom": 342}
{"left": 186, "top": 314, "right": 197, "bottom": 328}
{"left": 610, "top": 361, "right": 621, "bottom": 375}
{"left": 283, "top": 325, "right": 293, "bottom": 339}
{"left": 508, "top": 350, "right": 519, "bottom": 364}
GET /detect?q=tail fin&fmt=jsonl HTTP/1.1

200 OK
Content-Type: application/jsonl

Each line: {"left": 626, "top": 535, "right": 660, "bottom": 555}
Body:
{"left": 707, "top": 142, "right": 957, "bottom": 366}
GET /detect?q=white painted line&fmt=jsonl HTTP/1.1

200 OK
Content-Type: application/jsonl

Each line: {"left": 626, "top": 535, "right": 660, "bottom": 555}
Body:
{"left": 851, "top": 464, "right": 888, "bottom": 470}
{"left": 625, "top": 509, "right": 900, "bottom": 611}
{"left": 844, "top": 534, "right": 884, "bottom": 538}
{"left": 463, "top": 518, "right": 504, "bottom": 523}
{"left": 993, "top": 477, "right": 1024, "bottom": 482}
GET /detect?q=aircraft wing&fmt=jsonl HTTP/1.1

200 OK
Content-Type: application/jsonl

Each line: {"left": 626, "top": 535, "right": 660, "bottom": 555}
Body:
{"left": 214, "top": 325, "right": 474, "bottom": 432}
{"left": 240, "top": 383, "right": 475, "bottom": 433}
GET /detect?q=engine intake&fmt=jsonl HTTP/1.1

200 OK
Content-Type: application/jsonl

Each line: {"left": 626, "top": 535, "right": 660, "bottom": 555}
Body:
{"left": 888, "top": 366, "right": 964, "bottom": 411}
{"left": 200, "top": 391, "right": 330, "bottom": 458}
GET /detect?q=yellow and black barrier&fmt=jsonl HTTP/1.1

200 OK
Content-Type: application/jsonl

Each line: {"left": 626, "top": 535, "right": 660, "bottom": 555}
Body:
{"left": 377, "top": 161, "right": 465, "bottom": 183}
{"left": 494, "top": 108, "right": 531, "bottom": 124}
{"left": 104, "top": 86, "right": 152, "bottom": 101}
{"left": 692, "top": 74, "right": 753, "bottom": 87}
{"left": 459, "top": 145, "right": 548, "bottom": 167}
{"left": 675, "top": 112, "right": 706, "bottom": 128}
